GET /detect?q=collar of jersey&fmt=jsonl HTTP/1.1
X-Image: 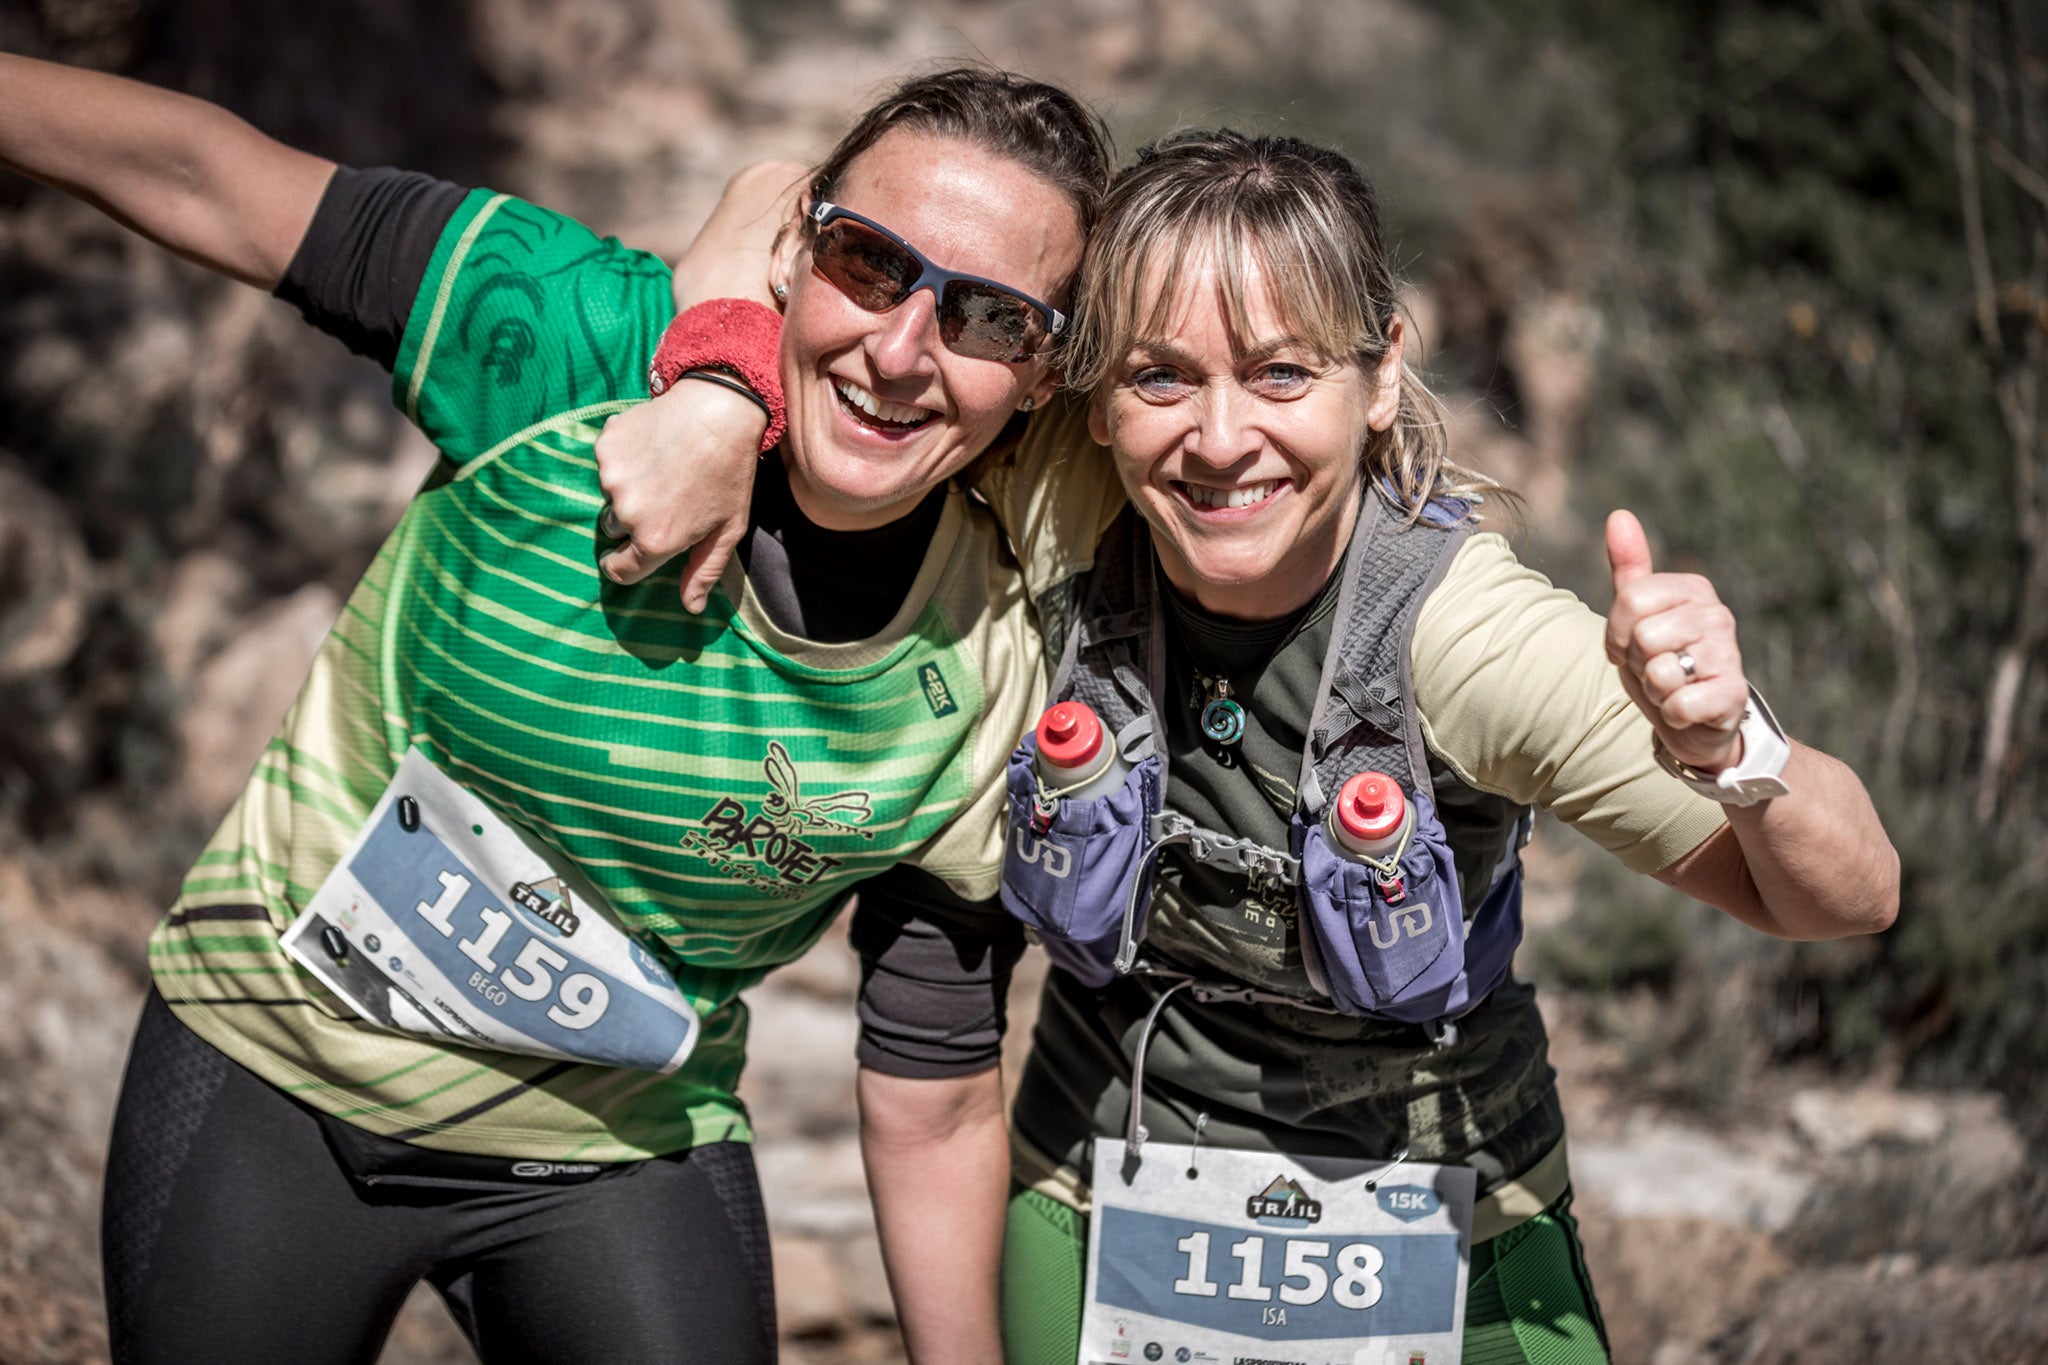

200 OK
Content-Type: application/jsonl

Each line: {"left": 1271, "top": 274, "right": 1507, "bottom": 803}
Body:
{"left": 717, "top": 484, "right": 967, "bottom": 678}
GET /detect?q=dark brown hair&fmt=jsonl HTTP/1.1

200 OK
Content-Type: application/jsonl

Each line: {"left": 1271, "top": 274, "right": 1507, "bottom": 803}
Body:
{"left": 803, "top": 67, "right": 1115, "bottom": 298}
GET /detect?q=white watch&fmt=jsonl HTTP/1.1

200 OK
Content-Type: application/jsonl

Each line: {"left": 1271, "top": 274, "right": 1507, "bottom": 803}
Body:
{"left": 1654, "top": 688, "right": 1791, "bottom": 807}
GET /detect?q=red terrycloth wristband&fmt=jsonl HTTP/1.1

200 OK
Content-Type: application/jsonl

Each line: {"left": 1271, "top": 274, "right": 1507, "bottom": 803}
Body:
{"left": 647, "top": 298, "right": 786, "bottom": 452}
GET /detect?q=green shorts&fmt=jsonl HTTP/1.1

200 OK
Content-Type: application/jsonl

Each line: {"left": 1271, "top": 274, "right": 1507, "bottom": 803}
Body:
{"left": 1002, "top": 1183, "right": 1610, "bottom": 1364}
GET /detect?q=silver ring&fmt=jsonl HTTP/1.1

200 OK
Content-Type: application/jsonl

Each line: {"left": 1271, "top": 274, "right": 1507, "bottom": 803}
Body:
{"left": 598, "top": 502, "right": 628, "bottom": 541}
{"left": 1677, "top": 651, "right": 1698, "bottom": 681}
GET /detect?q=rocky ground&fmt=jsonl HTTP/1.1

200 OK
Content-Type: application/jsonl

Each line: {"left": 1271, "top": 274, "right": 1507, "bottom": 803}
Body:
{"left": 3, "top": 0, "right": 2045, "bottom": 1360}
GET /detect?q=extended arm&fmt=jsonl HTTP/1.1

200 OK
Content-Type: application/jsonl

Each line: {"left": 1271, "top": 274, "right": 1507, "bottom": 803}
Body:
{"left": 0, "top": 53, "right": 333, "bottom": 289}
{"left": 1606, "top": 510, "right": 1899, "bottom": 938}
{"left": 593, "top": 160, "right": 807, "bottom": 601}
{"left": 1653, "top": 743, "right": 1897, "bottom": 940}
{"left": 859, "top": 1065, "right": 1008, "bottom": 1363}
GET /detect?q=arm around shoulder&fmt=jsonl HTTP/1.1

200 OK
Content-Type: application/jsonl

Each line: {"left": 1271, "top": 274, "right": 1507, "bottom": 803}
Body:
{"left": 670, "top": 158, "right": 808, "bottom": 312}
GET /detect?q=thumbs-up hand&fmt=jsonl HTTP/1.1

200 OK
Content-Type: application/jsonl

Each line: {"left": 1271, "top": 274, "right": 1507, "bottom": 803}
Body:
{"left": 1604, "top": 510, "right": 1748, "bottom": 774}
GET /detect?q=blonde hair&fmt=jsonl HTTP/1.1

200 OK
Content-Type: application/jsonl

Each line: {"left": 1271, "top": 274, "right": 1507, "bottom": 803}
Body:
{"left": 1064, "top": 129, "right": 1505, "bottom": 521}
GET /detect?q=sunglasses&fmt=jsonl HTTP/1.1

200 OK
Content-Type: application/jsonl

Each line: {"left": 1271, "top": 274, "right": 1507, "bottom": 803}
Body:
{"left": 806, "top": 202, "right": 1066, "bottom": 363}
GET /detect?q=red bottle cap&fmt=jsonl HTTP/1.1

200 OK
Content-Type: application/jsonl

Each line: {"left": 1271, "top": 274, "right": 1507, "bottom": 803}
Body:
{"left": 1335, "top": 771, "right": 1405, "bottom": 842}
{"left": 1036, "top": 701, "right": 1104, "bottom": 770}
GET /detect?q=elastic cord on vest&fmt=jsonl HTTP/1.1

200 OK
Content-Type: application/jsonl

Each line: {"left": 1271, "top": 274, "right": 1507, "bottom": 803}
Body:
{"left": 1114, "top": 827, "right": 1189, "bottom": 975}
{"left": 1118, "top": 969, "right": 1408, "bottom": 1189}
{"left": 1121, "top": 977, "right": 1193, "bottom": 1173}
{"left": 1034, "top": 743, "right": 1121, "bottom": 806}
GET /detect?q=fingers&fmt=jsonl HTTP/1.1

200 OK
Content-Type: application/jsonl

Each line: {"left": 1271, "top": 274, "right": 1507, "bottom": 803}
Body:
{"left": 1622, "top": 598, "right": 1736, "bottom": 675}
{"left": 1615, "top": 594, "right": 1747, "bottom": 735}
{"left": 1606, "top": 508, "right": 1653, "bottom": 594}
{"left": 678, "top": 522, "right": 745, "bottom": 615}
{"left": 1606, "top": 571, "right": 1711, "bottom": 665}
{"left": 595, "top": 489, "right": 694, "bottom": 587}
{"left": 599, "top": 529, "right": 683, "bottom": 587}
{"left": 592, "top": 384, "right": 764, "bottom": 599}
{"left": 1602, "top": 509, "right": 1749, "bottom": 767}
{"left": 1637, "top": 651, "right": 1746, "bottom": 734}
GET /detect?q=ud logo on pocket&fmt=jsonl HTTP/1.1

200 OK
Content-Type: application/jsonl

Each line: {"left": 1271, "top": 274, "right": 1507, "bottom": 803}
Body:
{"left": 1011, "top": 828, "right": 1073, "bottom": 878}
{"left": 1367, "top": 901, "right": 1433, "bottom": 950}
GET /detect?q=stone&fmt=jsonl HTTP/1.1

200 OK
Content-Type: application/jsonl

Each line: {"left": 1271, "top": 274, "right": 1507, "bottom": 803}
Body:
{"left": 1570, "top": 1118, "right": 1813, "bottom": 1231}
{"left": 837, "top": 1237, "right": 899, "bottom": 1324}
{"left": 1788, "top": 1085, "right": 1948, "bottom": 1156}
{"left": 755, "top": 1137, "right": 876, "bottom": 1239}
{"left": 0, "top": 455, "right": 90, "bottom": 681}
{"left": 772, "top": 1234, "right": 850, "bottom": 1339}
{"left": 178, "top": 583, "right": 342, "bottom": 813}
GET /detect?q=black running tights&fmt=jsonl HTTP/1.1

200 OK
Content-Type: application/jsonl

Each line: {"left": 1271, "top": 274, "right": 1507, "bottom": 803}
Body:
{"left": 101, "top": 993, "right": 778, "bottom": 1364}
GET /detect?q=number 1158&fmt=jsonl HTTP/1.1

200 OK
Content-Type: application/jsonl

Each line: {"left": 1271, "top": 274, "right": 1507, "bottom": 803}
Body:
{"left": 1172, "top": 1231, "right": 1385, "bottom": 1310}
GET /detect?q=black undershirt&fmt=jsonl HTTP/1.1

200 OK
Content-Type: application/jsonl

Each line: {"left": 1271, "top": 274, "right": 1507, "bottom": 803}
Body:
{"left": 736, "top": 453, "right": 946, "bottom": 642}
{"left": 271, "top": 165, "right": 1018, "bottom": 1079}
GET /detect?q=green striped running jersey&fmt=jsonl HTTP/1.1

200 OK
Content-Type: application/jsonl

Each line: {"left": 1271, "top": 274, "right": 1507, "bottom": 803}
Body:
{"left": 152, "top": 191, "right": 1050, "bottom": 1160}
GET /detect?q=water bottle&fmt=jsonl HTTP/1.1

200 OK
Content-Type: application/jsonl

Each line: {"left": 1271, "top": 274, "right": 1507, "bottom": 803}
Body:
{"left": 1325, "top": 770, "right": 1413, "bottom": 862}
{"left": 1033, "top": 701, "right": 1130, "bottom": 802}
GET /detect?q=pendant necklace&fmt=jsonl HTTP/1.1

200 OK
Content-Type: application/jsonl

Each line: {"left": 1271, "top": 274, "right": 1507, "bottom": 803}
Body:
{"left": 1195, "top": 670, "right": 1247, "bottom": 747}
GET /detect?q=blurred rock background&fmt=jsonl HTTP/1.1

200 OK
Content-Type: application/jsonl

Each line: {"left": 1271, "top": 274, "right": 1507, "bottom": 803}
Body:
{"left": 2, "top": 0, "right": 2045, "bottom": 1360}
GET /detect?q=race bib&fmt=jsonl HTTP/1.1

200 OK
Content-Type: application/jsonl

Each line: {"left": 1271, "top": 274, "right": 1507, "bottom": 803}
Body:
{"left": 1081, "top": 1138, "right": 1474, "bottom": 1365}
{"left": 282, "top": 747, "right": 699, "bottom": 1073}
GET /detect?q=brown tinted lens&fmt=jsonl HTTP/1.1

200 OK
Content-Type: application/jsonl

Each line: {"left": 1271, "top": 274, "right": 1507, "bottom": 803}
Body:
{"left": 939, "top": 281, "right": 1044, "bottom": 361}
{"left": 811, "top": 220, "right": 915, "bottom": 312}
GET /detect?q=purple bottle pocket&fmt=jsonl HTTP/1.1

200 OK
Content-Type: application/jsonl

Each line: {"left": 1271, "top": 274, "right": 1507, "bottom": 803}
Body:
{"left": 1295, "top": 787, "right": 1468, "bottom": 1020}
{"left": 999, "top": 739, "right": 1163, "bottom": 987}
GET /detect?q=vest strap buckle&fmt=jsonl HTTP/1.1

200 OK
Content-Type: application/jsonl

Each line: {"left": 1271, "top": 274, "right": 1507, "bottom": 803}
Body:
{"left": 1147, "top": 812, "right": 1301, "bottom": 886}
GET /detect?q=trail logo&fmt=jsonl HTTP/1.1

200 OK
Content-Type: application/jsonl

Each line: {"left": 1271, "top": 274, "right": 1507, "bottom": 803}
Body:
{"left": 678, "top": 742, "right": 876, "bottom": 900}
{"left": 510, "top": 875, "right": 580, "bottom": 936}
{"left": 1246, "top": 1176, "right": 1323, "bottom": 1227}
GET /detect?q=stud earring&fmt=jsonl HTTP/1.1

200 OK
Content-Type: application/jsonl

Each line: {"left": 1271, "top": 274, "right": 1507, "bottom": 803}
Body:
{"left": 773, "top": 283, "right": 788, "bottom": 303}
{"left": 1019, "top": 397, "right": 1035, "bottom": 412}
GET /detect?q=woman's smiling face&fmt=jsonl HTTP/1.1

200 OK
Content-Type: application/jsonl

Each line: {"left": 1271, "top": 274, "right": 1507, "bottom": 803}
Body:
{"left": 1091, "top": 245, "right": 1404, "bottom": 620}
{"left": 774, "top": 129, "right": 1084, "bottom": 531}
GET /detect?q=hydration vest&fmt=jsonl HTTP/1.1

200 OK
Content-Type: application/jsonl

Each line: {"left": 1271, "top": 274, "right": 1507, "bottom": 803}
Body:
{"left": 998, "top": 490, "right": 1532, "bottom": 1023}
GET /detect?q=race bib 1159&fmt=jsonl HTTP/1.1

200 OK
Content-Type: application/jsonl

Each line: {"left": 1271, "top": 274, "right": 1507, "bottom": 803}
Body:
{"left": 281, "top": 747, "right": 699, "bottom": 1073}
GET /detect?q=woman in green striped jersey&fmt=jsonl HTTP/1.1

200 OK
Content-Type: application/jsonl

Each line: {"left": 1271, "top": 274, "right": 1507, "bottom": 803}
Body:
{"left": 1, "top": 54, "right": 1115, "bottom": 1364}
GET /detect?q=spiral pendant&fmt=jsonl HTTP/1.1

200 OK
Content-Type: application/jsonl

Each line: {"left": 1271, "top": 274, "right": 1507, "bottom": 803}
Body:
{"left": 1200, "top": 696, "right": 1247, "bottom": 746}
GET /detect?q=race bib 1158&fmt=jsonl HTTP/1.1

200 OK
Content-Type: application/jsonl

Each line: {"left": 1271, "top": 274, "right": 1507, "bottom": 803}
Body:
{"left": 281, "top": 747, "right": 699, "bottom": 1073}
{"left": 1081, "top": 1137, "right": 1474, "bottom": 1365}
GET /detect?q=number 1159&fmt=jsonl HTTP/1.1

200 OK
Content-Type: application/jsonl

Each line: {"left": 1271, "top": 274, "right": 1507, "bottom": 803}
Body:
{"left": 416, "top": 870, "right": 609, "bottom": 1029}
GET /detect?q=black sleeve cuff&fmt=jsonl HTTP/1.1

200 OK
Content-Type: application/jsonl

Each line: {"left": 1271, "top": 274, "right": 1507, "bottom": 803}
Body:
{"left": 851, "top": 865, "right": 1026, "bottom": 1079}
{"left": 272, "top": 165, "right": 468, "bottom": 370}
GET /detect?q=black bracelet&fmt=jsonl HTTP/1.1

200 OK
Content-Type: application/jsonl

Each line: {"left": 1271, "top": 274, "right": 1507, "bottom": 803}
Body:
{"left": 679, "top": 367, "right": 773, "bottom": 427}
